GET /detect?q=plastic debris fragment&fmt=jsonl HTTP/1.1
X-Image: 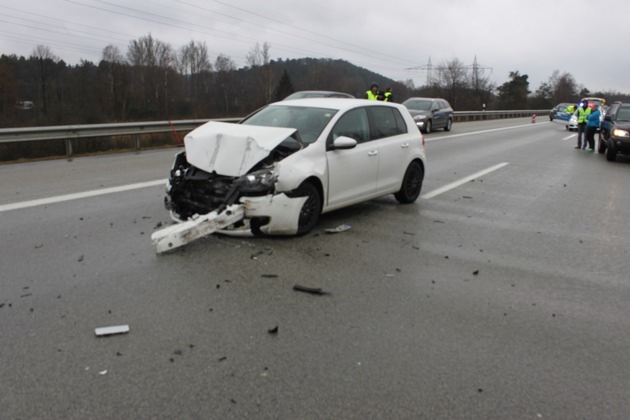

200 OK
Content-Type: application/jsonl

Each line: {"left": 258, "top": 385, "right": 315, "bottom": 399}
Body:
{"left": 95, "top": 325, "right": 130, "bottom": 337}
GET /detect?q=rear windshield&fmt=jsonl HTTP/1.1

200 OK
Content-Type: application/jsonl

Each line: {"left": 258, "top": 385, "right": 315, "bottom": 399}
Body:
{"left": 402, "top": 99, "right": 432, "bottom": 111}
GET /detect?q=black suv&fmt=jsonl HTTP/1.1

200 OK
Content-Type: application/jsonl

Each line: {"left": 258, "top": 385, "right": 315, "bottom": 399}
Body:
{"left": 599, "top": 102, "right": 630, "bottom": 161}
{"left": 402, "top": 97, "right": 453, "bottom": 133}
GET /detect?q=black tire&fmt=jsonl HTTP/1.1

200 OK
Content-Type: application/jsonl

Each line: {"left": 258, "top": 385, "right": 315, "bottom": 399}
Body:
{"left": 423, "top": 120, "right": 432, "bottom": 134}
{"left": 394, "top": 161, "right": 424, "bottom": 204}
{"left": 444, "top": 118, "right": 452, "bottom": 132}
{"left": 597, "top": 132, "right": 606, "bottom": 154}
{"left": 606, "top": 141, "right": 617, "bottom": 162}
{"left": 288, "top": 182, "right": 321, "bottom": 235}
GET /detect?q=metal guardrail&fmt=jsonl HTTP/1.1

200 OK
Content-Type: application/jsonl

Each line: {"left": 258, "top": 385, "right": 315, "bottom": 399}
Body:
{"left": 0, "top": 110, "right": 549, "bottom": 157}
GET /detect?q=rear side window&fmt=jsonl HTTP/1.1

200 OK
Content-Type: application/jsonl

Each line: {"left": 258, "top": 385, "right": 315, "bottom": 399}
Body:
{"left": 370, "top": 106, "right": 408, "bottom": 139}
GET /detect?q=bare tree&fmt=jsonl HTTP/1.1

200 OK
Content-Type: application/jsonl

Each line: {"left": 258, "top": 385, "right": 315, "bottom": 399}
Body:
{"left": 548, "top": 70, "right": 578, "bottom": 103}
{"left": 126, "top": 34, "right": 175, "bottom": 116}
{"left": 246, "top": 42, "right": 273, "bottom": 105}
{"left": 32, "top": 45, "right": 59, "bottom": 115}
{"left": 214, "top": 54, "right": 237, "bottom": 114}
{"left": 433, "top": 58, "right": 469, "bottom": 107}
{"left": 179, "top": 41, "right": 212, "bottom": 100}
{"left": 101, "top": 45, "right": 127, "bottom": 119}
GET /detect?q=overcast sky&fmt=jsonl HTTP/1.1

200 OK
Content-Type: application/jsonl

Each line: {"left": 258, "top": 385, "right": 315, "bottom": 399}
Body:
{"left": 1, "top": 0, "right": 629, "bottom": 96}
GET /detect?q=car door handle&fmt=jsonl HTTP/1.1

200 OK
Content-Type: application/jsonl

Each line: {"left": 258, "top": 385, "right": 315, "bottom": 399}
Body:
{"left": 401, "top": 143, "right": 410, "bottom": 148}
{"left": 367, "top": 150, "right": 378, "bottom": 157}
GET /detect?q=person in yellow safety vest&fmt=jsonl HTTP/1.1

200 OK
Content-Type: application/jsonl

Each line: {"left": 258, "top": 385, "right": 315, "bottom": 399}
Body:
{"left": 366, "top": 83, "right": 383, "bottom": 100}
{"left": 383, "top": 87, "right": 393, "bottom": 102}
{"left": 565, "top": 104, "right": 576, "bottom": 114}
{"left": 575, "top": 101, "right": 592, "bottom": 149}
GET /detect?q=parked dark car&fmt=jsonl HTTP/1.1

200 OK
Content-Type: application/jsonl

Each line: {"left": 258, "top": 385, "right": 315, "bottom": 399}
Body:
{"left": 284, "top": 91, "right": 354, "bottom": 100}
{"left": 598, "top": 101, "right": 630, "bottom": 161}
{"left": 402, "top": 97, "right": 453, "bottom": 133}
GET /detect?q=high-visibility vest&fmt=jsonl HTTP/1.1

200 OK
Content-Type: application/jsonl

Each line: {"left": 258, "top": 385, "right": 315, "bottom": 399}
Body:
{"left": 366, "top": 90, "right": 379, "bottom": 100}
{"left": 577, "top": 106, "right": 591, "bottom": 124}
{"left": 383, "top": 92, "right": 392, "bottom": 102}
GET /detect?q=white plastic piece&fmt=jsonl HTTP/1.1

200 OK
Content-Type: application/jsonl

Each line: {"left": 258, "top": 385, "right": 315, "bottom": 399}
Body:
{"left": 325, "top": 224, "right": 352, "bottom": 233}
{"left": 95, "top": 325, "right": 130, "bottom": 336}
{"left": 151, "top": 204, "right": 245, "bottom": 253}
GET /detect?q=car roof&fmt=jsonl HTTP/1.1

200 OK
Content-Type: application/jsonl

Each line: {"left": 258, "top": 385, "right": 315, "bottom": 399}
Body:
{"left": 283, "top": 90, "right": 354, "bottom": 99}
{"left": 404, "top": 97, "right": 446, "bottom": 101}
{"left": 274, "top": 97, "right": 406, "bottom": 112}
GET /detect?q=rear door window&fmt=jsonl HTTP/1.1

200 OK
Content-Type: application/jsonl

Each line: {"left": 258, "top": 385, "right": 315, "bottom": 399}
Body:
{"left": 369, "top": 106, "right": 408, "bottom": 139}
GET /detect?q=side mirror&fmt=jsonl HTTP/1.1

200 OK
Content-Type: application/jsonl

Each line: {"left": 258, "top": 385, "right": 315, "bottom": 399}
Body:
{"left": 331, "top": 136, "right": 358, "bottom": 150}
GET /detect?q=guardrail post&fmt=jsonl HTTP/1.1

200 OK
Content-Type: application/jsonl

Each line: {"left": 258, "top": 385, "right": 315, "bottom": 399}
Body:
{"left": 134, "top": 134, "right": 141, "bottom": 153}
{"left": 65, "top": 138, "right": 73, "bottom": 160}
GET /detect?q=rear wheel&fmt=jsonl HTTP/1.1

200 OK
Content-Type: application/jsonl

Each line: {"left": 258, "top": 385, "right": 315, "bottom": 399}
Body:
{"left": 394, "top": 161, "right": 424, "bottom": 204}
{"left": 444, "top": 118, "right": 452, "bottom": 132}
{"left": 288, "top": 182, "right": 321, "bottom": 235}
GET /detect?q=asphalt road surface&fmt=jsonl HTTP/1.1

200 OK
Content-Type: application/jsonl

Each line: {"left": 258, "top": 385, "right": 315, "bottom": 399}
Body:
{"left": 2, "top": 118, "right": 630, "bottom": 419}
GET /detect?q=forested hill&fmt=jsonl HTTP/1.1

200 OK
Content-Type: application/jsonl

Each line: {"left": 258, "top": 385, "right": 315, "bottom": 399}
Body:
{"left": 0, "top": 54, "right": 404, "bottom": 128}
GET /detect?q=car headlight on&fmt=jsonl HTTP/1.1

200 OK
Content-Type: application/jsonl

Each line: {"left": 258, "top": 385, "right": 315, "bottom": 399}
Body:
{"left": 238, "top": 168, "right": 278, "bottom": 193}
{"left": 612, "top": 128, "right": 630, "bottom": 138}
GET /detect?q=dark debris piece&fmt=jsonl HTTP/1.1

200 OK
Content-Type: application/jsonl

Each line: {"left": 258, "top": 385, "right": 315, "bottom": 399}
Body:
{"left": 261, "top": 274, "right": 279, "bottom": 278}
{"left": 293, "top": 284, "right": 329, "bottom": 296}
{"left": 268, "top": 326, "right": 278, "bottom": 335}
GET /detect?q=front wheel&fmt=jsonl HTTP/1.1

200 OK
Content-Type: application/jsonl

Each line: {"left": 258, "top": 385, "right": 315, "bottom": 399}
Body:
{"left": 394, "top": 161, "right": 424, "bottom": 204}
{"left": 606, "top": 141, "right": 617, "bottom": 162}
{"left": 597, "top": 133, "right": 607, "bottom": 154}
{"left": 444, "top": 118, "right": 452, "bottom": 132}
{"left": 287, "top": 182, "right": 321, "bottom": 235}
{"left": 422, "top": 120, "right": 432, "bottom": 134}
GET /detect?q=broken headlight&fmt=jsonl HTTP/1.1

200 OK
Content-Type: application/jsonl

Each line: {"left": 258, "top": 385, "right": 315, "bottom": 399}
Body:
{"left": 238, "top": 169, "right": 278, "bottom": 194}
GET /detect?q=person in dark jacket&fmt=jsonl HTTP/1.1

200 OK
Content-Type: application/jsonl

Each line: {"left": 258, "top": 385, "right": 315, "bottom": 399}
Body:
{"left": 585, "top": 104, "right": 601, "bottom": 152}
{"left": 383, "top": 87, "right": 393, "bottom": 102}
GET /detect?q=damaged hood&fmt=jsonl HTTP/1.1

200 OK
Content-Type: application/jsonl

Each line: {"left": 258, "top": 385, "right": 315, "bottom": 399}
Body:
{"left": 184, "top": 121, "right": 298, "bottom": 177}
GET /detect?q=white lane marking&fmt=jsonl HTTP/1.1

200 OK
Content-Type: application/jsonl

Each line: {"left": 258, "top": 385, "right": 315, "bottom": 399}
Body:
{"left": 563, "top": 134, "right": 576, "bottom": 141}
{"left": 0, "top": 179, "right": 166, "bottom": 213}
{"left": 425, "top": 122, "right": 547, "bottom": 142}
{"left": 421, "top": 162, "right": 509, "bottom": 199}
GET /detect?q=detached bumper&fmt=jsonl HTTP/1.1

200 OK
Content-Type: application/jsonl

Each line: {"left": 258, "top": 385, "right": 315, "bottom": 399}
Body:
{"left": 153, "top": 193, "right": 308, "bottom": 252}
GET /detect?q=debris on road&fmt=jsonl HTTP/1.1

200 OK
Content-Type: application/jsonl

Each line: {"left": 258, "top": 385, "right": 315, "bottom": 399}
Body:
{"left": 95, "top": 325, "right": 130, "bottom": 337}
{"left": 293, "top": 284, "right": 329, "bottom": 296}
{"left": 325, "top": 224, "right": 351, "bottom": 233}
{"left": 268, "top": 325, "right": 278, "bottom": 335}
{"left": 151, "top": 204, "right": 245, "bottom": 253}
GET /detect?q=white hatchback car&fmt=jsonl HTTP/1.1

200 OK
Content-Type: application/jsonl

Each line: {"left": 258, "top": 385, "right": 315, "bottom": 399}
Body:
{"left": 162, "top": 98, "right": 426, "bottom": 237}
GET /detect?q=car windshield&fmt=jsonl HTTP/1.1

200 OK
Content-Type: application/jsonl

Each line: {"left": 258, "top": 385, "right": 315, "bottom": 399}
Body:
{"left": 616, "top": 107, "right": 630, "bottom": 121}
{"left": 241, "top": 105, "right": 337, "bottom": 144}
{"left": 403, "top": 99, "right": 432, "bottom": 111}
